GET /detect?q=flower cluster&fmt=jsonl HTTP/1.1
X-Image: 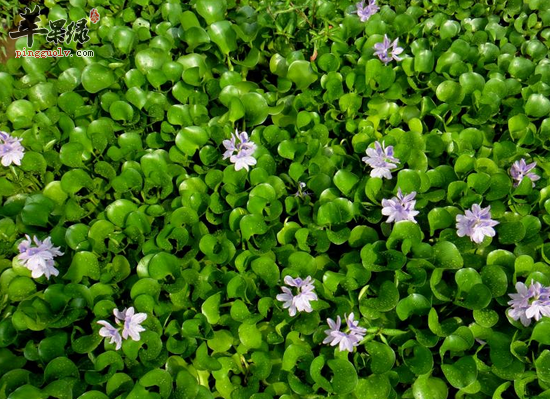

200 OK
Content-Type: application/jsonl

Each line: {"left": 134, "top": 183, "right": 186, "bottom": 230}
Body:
{"left": 98, "top": 307, "right": 147, "bottom": 350}
{"left": 374, "top": 34, "right": 404, "bottom": 65}
{"left": 355, "top": 0, "right": 379, "bottom": 22}
{"left": 294, "top": 181, "right": 310, "bottom": 198}
{"left": 510, "top": 159, "right": 540, "bottom": 187}
{"left": 0, "top": 131, "right": 25, "bottom": 167}
{"left": 323, "top": 313, "right": 366, "bottom": 352}
{"left": 222, "top": 129, "right": 257, "bottom": 171}
{"left": 381, "top": 188, "right": 419, "bottom": 223}
{"left": 362, "top": 141, "right": 400, "bottom": 179}
{"left": 508, "top": 281, "right": 550, "bottom": 327}
{"left": 277, "top": 276, "right": 318, "bottom": 316}
{"left": 456, "top": 204, "right": 499, "bottom": 244}
{"left": 18, "top": 235, "right": 63, "bottom": 279}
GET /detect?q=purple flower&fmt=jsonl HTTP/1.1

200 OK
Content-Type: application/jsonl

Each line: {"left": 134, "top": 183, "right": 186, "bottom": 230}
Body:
{"left": 97, "top": 306, "right": 147, "bottom": 349}
{"left": 0, "top": 131, "right": 25, "bottom": 167}
{"left": 508, "top": 281, "right": 550, "bottom": 327}
{"left": 373, "top": 35, "right": 404, "bottom": 65}
{"left": 97, "top": 320, "right": 123, "bottom": 350}
{"left": 323, "top": 313, "right": 366, "bottom": 352}
{"left": 17, "top": 235, "right": 64, "bottom": 279}
{"left": 114, "top": 307, "right": 147, "bottom": 341}
{"left": 294, "top": 181, "right": 310, "bottom": 198}
{"left": 510, "top": 159, "right": 540, "bottom": 187}
{"left": 222, "top": 129, "right": 257, "bottom": 172}
{"left": 362, "top": 141, "right": 400, "bottom": 179}
{"left": 345, "top": 312, "right": 367, "bottom": 337}
{"left": 355, "top": 0, "right": 379, "bottom": 22}
{"left": 276, "top": 275, "right": 318, "bottom": 316}
{"left": 456, "top": 204, "right": 499, "bottom": 244}
{"left": 381, "top": 188, "right": 419, "bottom": 223}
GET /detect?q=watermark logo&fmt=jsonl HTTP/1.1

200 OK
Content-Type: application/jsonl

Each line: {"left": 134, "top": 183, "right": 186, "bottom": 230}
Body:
{"left": 90, "top": 9, "right": 100, "bottom": 24}
{"left": 9, "top": 5, "right": 100, "bottom": 48}
{"left": 15, "top": 47, "right": 95, "bottom": 59}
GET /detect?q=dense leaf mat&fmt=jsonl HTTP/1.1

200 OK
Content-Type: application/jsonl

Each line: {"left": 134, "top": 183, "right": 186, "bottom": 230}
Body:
{"left": 2, "top": 0, "right": 550, "bottom": 398}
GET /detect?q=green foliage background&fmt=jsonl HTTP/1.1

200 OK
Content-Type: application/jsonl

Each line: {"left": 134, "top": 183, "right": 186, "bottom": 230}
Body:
{"left": 2, "top": 0, "right": 550, "bottom": 398}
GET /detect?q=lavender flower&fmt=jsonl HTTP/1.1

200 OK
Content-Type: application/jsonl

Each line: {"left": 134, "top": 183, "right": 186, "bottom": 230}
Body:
{"left": 374, "top": 35, "right": 404, "bottom": 65}
{"left": 355, "top": 0, "right": 379, "bottom": 22}
{"left": 381, "top": 188, "right": 419, "bottom": 223}
{"left": 222, "top": 129, "right": 257, "bottom": 172}
{"left": 345, "top": 313, "right": 367, "bottom": 337}
{"left": 97, "top": 306, "right": 147, "bottom": 349}
{"left": 456, "top": 204, "right": 499, "bottom": 244}
{"left": 362, "top": 141, "right": 400, "bottom": 179}
{"left": 17, "top": 235, "right": 64, "bottom": 279}
{"left": 276, "top": 275, "right": 318, "bottom": 317}
{"left": 114, "top": 307, "right": 147, "bottom": 341}
{"left": 97, "top": 320, "right": 123, "bottom": 350}
{"left": 0, "top": 131, "right": 25, "bottom": 167}
{"left": 510, "top": 159, "right": 540, "bottom": 187}
{"left": 294, "top": 181, "right": 310, "bottom": 198}
{"left": 323, "top": 313, "right": 366, "bottom": 352}
{"left": 508, "top": 281, "right": 550, "bottom": 327}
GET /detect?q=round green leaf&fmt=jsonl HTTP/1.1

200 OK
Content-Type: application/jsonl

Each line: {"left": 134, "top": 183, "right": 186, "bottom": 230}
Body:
{"left": 81, "top": 64, "right": 115, "bottom": 94}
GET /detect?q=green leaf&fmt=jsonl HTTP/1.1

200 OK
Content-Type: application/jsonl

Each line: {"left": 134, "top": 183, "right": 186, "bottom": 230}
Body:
{"left": 176, "top": 126, "right": 210, "bottom": 156}
{"left": 412, "top": 375, "right": 448, "bottom": 399}
{"left": 496, "top": 221, "right": 526, "bottom": 244}
{"left": 110, "top": 101, "right": 134, "bottom": 123}
{"left": 196, "top": 0, "right": 226, "bottom": 24}
{"left": 428, "top": 208, "right": 453, "bottom": 235}
{"left": 356, "top": 375, "right": 391, "bottom": 399}
{"left": 240, "top": 214, "right": 269, "bottom": 241}
{"left": 536, "top": 350, "right": 550, "bottom": 384}
{"left": 525, "top": 93, "right": 550, "bottom": 117}
{"left": 139, "top": 369, "right": 173, "bottom": 398}
{"left": 441, "top": 356, "right": 477, "bottom": 389}
{"left": 333, "top": 170, "right": 360, "bottom": 196}
{"left": 361, "top": 280, "right": 399, "bottom": 312}
{"left": 533, "top": 320, "right": 550, "bottom": 345}
{"left": 81, "top": 64, "right": 115, "bottom": 94}
{"left": 401, "top": 340, "right": 434, "bottom": 375}
{"left": 366, "top": 341, "right": 395, "bottom": 374}
{"left": 208, "top": 21, "right": 238, "bottom": 54}
{"left": 317, "top": 198, "right": 354, "bottom": 225}
{"left": 288, "top": 252, "right": 316, "bottom": 277}
{"left": 241, "top": 92, "right": 269, "bottom": 126}
{"left": 135, "top": 48, "right": 169, "bottom": 74}
{"left": 238, "top": 323, "right": 262, "bottom": 349}
{"left": 251, "top": 257, "right": 280, "bottom": 287}
{"left": 436, "top": 80, "right": 463, "bottom": 104}
{"left": 287, "top": 61, "right": 318, "bottom": 90}
{"left": 327, "top": 358, "right": 358, "bottom": 395}
{"left": 433, "top": 241, "right": 463, "bottom": 269}
{"left": 63, "top": 252, "right": 100, "bottom": 284}
{"left": 396, "top": 294, "right": 431, "bottom": 320}
{"left": 201, "top": 292, "right": 221, "bottom": 324}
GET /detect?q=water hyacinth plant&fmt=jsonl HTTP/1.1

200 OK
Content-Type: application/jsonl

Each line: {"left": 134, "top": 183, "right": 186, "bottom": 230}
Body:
{"left": 510, "top": 159, "right": 540, "bottom": 187}
{"left": 456, "top": 204, "right": 499, "bottom": 244}
{"left": 323, "top": 313, "right": 366, "bottom": 352}
{"left": 97, "top": 307, "right": 147, "bottom": 350}
{"left": 361, "top": 140, "right": 400, "bottom": 179}
{"left": 0, "top": 130, "right": 24, "bottom": 166}
{"left": 277, "top": 275, "right": 318, "bottom": 316}
{"left": 354, "top": 0, "right": 379, "bottom": 22}
{"left": 17, "top": 235, "right": 63, "bottom": 279}
{"left": 508, "top": 281, "right": 550, "bottom": 327}
{"left": 2, "top": 0, "right": 550, "bottom": 397}
{"left": 373, "top": 34, "right": 404, "bottom": 65}
{"left": 381, "top": 188, "right": 419, "bottom": 223}
{"left": 222, "top": 129, "right": 257, "bottom": 171}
